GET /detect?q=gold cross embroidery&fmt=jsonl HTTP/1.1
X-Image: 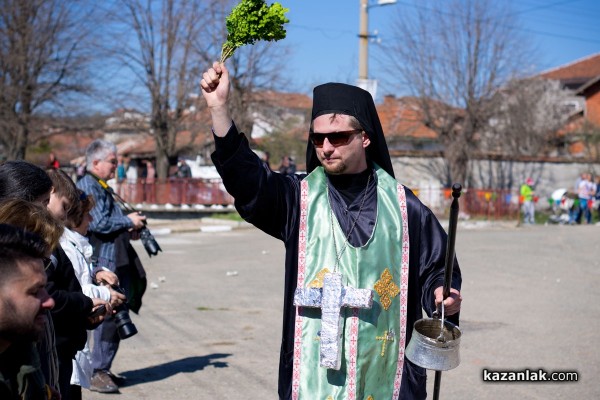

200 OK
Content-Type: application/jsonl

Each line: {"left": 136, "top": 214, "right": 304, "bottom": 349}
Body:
{"left": 375, "top": 330, "right": 395, "bottom": 357}
{"left": 309, "top": 268, "right": 331, "bottom": 288}
{"left": 374, "top": 268, "right": 400, "bottom": 311}
{"left": 366, "top": 396, "right": 374, "bottom": 400}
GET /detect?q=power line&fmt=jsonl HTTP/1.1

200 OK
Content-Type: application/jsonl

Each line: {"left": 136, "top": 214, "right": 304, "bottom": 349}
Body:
{"left": 391, "top": 0, "right": 600, "bottom": 46}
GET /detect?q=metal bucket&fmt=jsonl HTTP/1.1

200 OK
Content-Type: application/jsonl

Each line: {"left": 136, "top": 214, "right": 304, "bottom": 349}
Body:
{"left": 405, "top": 318, "right": 461, "bottom": 371}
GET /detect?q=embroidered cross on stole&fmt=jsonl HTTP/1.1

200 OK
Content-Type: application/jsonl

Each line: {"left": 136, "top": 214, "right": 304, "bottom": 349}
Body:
{"left": 294, "top": 272, "right": 373, "bottom": 369}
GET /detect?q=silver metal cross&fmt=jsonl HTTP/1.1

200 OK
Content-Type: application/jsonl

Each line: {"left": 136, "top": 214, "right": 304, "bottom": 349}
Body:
{"left": 293, "top": 272, "right": 373, "bottom": 370}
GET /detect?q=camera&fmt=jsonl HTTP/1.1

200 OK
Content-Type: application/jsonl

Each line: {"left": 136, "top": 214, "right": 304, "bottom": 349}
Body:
{"left": 111, "top": 285, "right": 138, "bottom": 339}
{"left": 140, "top": 226, "right": 162, "bottom": 257}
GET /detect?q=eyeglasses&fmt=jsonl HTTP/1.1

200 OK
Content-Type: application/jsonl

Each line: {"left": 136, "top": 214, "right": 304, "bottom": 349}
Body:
{"left": 309, "top": 129, "right": 363, "bottom": 148}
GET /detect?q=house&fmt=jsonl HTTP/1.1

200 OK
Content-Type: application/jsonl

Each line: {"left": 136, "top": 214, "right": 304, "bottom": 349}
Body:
{"left": 376, "top": 95, "right": 442, "bottom": 155}
{"left": 540, "top": 53, "right": 600, "bottom": 158}
{"left": 249, "top": 91, "right": 312, "bottom": 139}
{"left": 376, "top": 53, "right": 600, "bottom": 161}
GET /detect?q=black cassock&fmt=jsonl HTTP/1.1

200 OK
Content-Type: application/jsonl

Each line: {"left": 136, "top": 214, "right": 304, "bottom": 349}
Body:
{"left": 212, "top": 124, "right": 461, "bottom": 400}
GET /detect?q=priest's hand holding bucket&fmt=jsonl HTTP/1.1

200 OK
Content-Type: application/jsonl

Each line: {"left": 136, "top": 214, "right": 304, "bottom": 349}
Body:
{"left": 434, "top": 286, "right": 462, "bottom": 315}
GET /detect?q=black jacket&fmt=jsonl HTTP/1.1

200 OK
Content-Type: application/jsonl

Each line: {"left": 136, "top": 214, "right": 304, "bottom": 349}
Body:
{"left": 46, "top": 246, "right": 95, "bottom": 359}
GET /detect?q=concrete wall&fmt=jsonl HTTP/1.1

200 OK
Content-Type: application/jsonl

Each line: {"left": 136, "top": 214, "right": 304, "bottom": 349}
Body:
{"left": 392, "top": 155, "right": 599, "bottom": 205}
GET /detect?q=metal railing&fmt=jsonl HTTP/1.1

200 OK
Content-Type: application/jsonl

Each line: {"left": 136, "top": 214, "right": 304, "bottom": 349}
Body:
{"left": 116, "top": 178, "right": 234, "bottom": 206}
{"left": 410, "top": 187, "right": 521, "bottom": 220}
{"left": 117, "top": 179, "right": 521, "bottom": 220}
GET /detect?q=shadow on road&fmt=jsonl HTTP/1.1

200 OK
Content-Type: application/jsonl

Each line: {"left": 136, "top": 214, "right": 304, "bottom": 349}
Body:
{"left": 119, "top": 353, "right": 232, "bottom": 386}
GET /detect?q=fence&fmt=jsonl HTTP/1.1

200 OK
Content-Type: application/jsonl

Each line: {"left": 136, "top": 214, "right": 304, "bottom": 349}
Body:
{"left": 414, "top": 187, "right": 521, "bottom": 220}
{"left": 116, "top": 178, "right": 234, "bottom": 206}
{"left": 116, "top": 179, "right": 525, "bottom": 219}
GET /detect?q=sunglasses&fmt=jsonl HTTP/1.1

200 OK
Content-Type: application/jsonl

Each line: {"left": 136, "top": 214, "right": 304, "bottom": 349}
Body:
{"left": 309, "top": 129, "right": 363, "bottom": 147}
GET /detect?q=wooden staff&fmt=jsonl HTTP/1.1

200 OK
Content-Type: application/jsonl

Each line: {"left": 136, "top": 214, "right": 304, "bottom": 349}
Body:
{"left": 433, "top": 183, "right": 462, "bottom": 400}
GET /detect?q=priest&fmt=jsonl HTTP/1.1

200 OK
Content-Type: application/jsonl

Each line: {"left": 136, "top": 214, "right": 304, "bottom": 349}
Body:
{"left": 200, "top": 62, "right": 462, "bottom": 400}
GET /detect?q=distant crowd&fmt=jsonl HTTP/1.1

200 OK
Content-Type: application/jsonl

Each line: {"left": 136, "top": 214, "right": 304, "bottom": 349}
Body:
{"left": 522, "top": 172, "right": 600, "bottom": 225}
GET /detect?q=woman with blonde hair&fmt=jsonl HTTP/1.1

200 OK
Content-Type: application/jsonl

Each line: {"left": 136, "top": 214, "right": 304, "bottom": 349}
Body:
{"left": 0, "top": 199, "right": 63, "bottom": 255}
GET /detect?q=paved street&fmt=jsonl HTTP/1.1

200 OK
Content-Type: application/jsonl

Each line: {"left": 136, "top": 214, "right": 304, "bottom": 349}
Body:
{"left": 83, "top": 222, "right": 600, "bottom": 399}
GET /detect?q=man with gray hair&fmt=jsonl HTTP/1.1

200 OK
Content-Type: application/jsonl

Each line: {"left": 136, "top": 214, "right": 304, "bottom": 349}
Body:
{"left": 77, "top": 139, "right": 146, "bottom": 393}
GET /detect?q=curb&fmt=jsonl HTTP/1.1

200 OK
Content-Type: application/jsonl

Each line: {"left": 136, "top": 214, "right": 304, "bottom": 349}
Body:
{"left": 148, "top": 217, "right": 253, "bottom": 235}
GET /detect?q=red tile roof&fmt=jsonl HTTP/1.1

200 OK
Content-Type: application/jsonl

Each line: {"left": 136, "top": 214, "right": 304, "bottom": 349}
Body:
{"left": 377, "top": 96, "right": 439, "bottom": 139}
{"left": 253, "top": 91, "right": 312, "bottom": 109}
{"left": 540, "top": 53, "right": 600, "bottom": 81}
{"left": 116, "top": 129, "right": 213, "bottom": 157}
{"left": 27, "top": 130, "right": 103, "bottom": 167}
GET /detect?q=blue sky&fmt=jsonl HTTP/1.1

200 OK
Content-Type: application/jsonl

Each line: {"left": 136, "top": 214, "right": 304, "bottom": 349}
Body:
{"left": 279, "top": 0, "right": 600, "bottom": 100}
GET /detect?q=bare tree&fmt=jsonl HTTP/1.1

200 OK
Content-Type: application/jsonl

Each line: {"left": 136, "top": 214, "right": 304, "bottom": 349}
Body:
{"left": 465, "top": 78, "right": 573, "bottom": 190}
{"left": 226, "top": 44, "right": 292, "bottom": 136}
{"left": 193, "top": 0, "right": 292, "bottom": 140}
{"left": 485, "top": 78, "right": 572, "bottom": 156}
{"left": 103, "top": 0, "right": 290, "bottom": 178}
{"left": 101, "top": 0, "right": 213, "bottom": 179}
{"left": 379, "top": 0, "right": 532, "bottom": 187}
{"left": 0, "top": 0, "right": 96, "bottom": 160}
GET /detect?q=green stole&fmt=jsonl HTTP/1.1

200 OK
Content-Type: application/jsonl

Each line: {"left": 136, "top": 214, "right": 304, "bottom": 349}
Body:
{"left": 292, "top": 165, "right": 410, "bottom": 400}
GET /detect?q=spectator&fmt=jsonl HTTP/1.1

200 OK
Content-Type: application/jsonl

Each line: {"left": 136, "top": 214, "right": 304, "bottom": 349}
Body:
{"left": 0, "top": 200, "right": 64, "bottom": 254}
{"left": 126, "top": 159, "right": 138, "bottom": 184}
{"left": 577, "top": 172, "right": 594, "bottom": 224}
{"left": 595, "top": 175, "right": 600, "bottom": 221}
{"left": 0, "top": 160, "right": 53, "bottom": 206}
{"left": 278, "top": 155, "right": 297, "bottom": 176}
{"left": 116, "top": 156, "right": 127, "bottom": 183}
{"left": 0, "top": 200, "right": 65, "bottom": 400}
{"left": 46, "top": 168, "right": 115, "bottom": 400}
{"left": 76, "top": 162, "right": 86, "bottom": 182}
{"left": 124, "top": 159, "right": 140, "bottom": 202}
{"left": 47, "top": 152, "right": 60, "bottom": 169}
{"left": 176, "top": 159, "right": 192, "bottom": 178}
{"left": 0, "top": 224, "right": 57, "bottom": 400}
{"left": 520, "top": 177, "right": 535, "bottom": 224}
{"left": 144, "top": 160, "right": 156, "bottom": 204}
{"left": 262, "top": 151, "right": 271, "bottom": 169}
{"left": 77, "top": 139, "right": 147, "bottom": 394}
{"left": 0, "top": 161, "right": 61, "bottom": 394}
{"left": 62, "top": 188, "right": 124, "bottom": 399}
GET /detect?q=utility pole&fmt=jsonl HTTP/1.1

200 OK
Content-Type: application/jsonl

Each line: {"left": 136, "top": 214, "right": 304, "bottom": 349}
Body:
{"left": 357, "top": 0, "right": 397, "bottom": 98}
{"left": 359, "top": 0, "right": 369, "bottom": 81}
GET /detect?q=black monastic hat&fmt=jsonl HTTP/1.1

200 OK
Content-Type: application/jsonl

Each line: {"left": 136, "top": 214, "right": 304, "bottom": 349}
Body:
{"left": 305, "top": 82, "right": 395, "bottom": 178}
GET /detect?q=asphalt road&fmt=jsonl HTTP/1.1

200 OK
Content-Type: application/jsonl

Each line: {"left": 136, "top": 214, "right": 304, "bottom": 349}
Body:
{"left": 83, "top": 222, "right": 600, "bottom": 399}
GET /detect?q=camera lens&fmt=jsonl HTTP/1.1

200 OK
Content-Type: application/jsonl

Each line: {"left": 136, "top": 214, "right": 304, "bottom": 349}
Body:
{"left": 114, "top": 307, "right": 138, "bottom": 339}
{"left": 141, "top": 228, "right": 162, "bottom": 257}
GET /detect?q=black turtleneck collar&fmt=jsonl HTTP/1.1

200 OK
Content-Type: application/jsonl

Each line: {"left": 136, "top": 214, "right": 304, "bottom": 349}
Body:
{"left": 326, "top": 165, "right": 374, "bottom": 206}
{"left": 326, "top": 165, "right": 377, "bottom": 247}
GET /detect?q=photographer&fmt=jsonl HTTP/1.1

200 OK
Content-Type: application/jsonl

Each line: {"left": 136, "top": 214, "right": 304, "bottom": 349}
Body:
{"left": 77, "top": 139, "right": 148, "bottom": 394}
